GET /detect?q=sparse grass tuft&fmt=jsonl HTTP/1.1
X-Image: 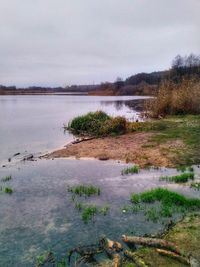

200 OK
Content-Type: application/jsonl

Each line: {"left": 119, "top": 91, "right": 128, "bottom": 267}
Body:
{"left": 121, "top": 165, "right": 140, "bottom": 175}
{"left": 99, "top": 206, "right": 110, "bottom": 216}
{"left": 1, "top": 175, "right": 12, "bottom": 182}
{"left": 82, "top": 205, "right": 98, "bottom": 224}
{"left": 190, "top": 182, "right": 200, "bottom": 191}
{"left": 145, "top": 207, "right": 159, "bottom": 223}
{"left": 68, "top": 184, "right": 100, "bottom": 197}
{"left": 160, "top": 172, "right": 194, "bottom": 183}
{"left": 0, "top": 186, "right": 13, "bottom": 194}
{"left": 3, "top": 187, "right": 13, "bottom": 194}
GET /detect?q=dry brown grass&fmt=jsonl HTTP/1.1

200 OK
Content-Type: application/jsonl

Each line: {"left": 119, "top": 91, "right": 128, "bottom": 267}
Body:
{"left": 146, "top": 78, "right": 200, "bottom": 118}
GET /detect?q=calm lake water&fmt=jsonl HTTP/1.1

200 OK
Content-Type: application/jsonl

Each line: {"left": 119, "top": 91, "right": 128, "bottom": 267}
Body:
{"left": 0, "top": 95, "right": 199, "bottom": 267}
{"left": 0, "top": 159, "right": 199, "bottom": 267}
{"left": 0, "top": 95, "right": 147, "bottom": 165}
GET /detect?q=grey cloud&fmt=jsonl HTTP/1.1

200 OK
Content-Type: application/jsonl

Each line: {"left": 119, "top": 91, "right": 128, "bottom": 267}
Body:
{"left": 0, "top": 0, "right": 199, "bottom": 86}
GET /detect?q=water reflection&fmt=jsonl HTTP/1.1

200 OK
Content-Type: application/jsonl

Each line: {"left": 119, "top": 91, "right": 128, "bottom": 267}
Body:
{"left": 100, "top": 99, "right": 146, "bottom": 112}
{"left": 0, "top": 159, "right": 199, "bottom": 266}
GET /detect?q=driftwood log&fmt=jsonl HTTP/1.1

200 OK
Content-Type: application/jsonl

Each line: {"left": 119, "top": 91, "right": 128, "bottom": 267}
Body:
{"left": 122, "top": 235, "right": 183, "bottom": 256}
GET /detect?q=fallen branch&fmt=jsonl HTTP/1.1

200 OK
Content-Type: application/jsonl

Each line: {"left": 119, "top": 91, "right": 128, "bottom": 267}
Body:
{"left": 71, "top": 137, "right": 95, "bottom": 145}
{"left": 124, "top": 250, "right": 148, "bottom": 267}
{"left": 122, "top": 235, "right": 183, "bottom": 256}
{"left": 156, "top": 249, "right": 190, "bottom": 265}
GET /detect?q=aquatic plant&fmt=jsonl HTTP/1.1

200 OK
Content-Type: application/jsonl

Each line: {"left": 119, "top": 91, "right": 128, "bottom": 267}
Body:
{"left": 74, "top": 201, "right": 83, "bottom": 211}
{"left": 36, "top": 252, "right": 69, "bottom": 267}
{"left": 99, "top": 206, "right": 110, "bottom": 216}
{"left": 3, "top": 187, "right": 13, "bottom": 194}
{"left": 121, "top": 165, "right": 140, "bottom": 175}
{"left": 131, "top": 188, "right": 200, "bottom": 209}
{"left": 68, "top": 184, "right": 100, "bottom": 197}
{"left": 188, "top": 166, "right": 194, "bottom": 172}
{"left": 160, "top": 172, "right": 194, "bottom": 183}
{"left": 190, "top": 182, "right": 200, "bottom": 191}
{"left": 1, "top": 175, "right": 12, "bottom": 182}
{"left": 145, "top": 207, "right": 159, "bottom": 223}
{"left": 81, "top": 205, "right": 98, "bottom": 224}
{"left": 130, "top": 188, "right": 200, "bottom": 222}
{"left": 176, "top": 166, "right": 194, "bottom": 172}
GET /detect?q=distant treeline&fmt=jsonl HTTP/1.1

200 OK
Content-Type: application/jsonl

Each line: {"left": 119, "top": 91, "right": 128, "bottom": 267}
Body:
{"left": 1, "top": 54, "right": 200, "bottom": 96}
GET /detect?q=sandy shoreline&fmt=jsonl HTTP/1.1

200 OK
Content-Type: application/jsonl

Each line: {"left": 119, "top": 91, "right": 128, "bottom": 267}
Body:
{"left": 45, "top": 132, "right": 182, "bottom": 168}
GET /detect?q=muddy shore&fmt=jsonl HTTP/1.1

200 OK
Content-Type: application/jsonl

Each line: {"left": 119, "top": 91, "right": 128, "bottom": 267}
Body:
{"left": 46, "top": 132, "right": 184, "bottom": 168}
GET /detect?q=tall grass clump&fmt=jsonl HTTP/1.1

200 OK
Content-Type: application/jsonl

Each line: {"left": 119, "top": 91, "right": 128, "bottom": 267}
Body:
{"left": 160, "top": 172, "right": 194, "bottom": 183}
{"left": 146, "top": 78, "right": 200, "bottom": 118}
{"left": 67, "top": 111, "right": 127, "bottom": 136}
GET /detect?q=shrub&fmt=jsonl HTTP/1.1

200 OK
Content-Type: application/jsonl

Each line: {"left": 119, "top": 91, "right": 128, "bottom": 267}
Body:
{"left": 145, "top": 78, "right": 200, "bottom": 118}
{"left": 67, "top": 111, "right": 110, "bottom": 135}
{"left": 100, "top": 116, "right": 127, "bottom": 135}
{"left": 67, "top": 111, "right": 128, "bottom": 136}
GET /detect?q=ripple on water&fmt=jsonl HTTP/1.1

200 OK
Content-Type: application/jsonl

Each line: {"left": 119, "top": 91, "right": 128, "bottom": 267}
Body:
{"left": 0, "top": 159, "right": 200, "bottom": 266}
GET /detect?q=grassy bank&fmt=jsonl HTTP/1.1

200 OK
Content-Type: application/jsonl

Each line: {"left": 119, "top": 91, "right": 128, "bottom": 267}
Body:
{"left": 66, "top": 111, "right": 127, "bottom": 136}
{"left": 140, "top": 115, "right": 200, "bottom": 166}
{"left": 134, "top": 213, "right": 200, "bottom": 267}
{"left": 64, "top": 111, "right": 200, "bottom": 167}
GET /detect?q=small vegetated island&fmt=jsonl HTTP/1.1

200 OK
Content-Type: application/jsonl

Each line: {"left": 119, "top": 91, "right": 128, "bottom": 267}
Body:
{"left": 39, "top": 55, "right": 200, "bottom": 267}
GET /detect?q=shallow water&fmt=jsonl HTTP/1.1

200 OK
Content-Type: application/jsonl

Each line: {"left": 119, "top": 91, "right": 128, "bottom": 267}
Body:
{"left": 0, "top": 159, "right": 199, "bottom": 266}
{"left": 0, "top": 95, "right": 148, "bottom": 165}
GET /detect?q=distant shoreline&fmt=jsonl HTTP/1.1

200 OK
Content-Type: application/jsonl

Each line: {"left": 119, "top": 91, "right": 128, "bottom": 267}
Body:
{"left": 0, "top": 92, "right": 88, "bottom": 96}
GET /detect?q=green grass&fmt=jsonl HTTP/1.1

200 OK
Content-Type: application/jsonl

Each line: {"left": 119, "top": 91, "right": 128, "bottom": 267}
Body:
{"left": 67, "top": 110, "right": 127, "bottom": 136}
{"left": 81, "top": 205, "right": 98, "bottom": 224}
{"left": 99, "top": 206, "right": 110, "bottom": 216}
{"left": 131, "top": 188, "right": 200, "bottom": 209}
{"left": 160, "top": 172, "right": 194, "bottom": 183}
{"left": 190, "top": 182, "right": 200, "bottom": 190}
{"left": 130, "top": 188, "right": 200, "bottom": 222}
{"left": 144, "top": 115, "right": 200, "bottom": 166}
{"left": 0, "top": 186, "right": 13, "bottom": 194}
{"left": 4, "top": 187, "right": 13, "bottom": 194}
{"left": 121, "top": 165, "right": 140, "bottom": 175}
{"left": 68, "top": 184, "right": 100, "bottom": 197}
{"left": 1, "top": 175, "right": 12, "bottom": 182}
{"left": 145, "top": 207, "right": 159, "bottom": 223}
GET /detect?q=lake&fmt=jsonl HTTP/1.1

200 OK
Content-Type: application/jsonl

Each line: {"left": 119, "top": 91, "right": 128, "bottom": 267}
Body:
{"left": 0, "top": 95, "right": 147, "bottom": 165}
{"left": 1, "top": 95, "right": 199, "bottom": 267}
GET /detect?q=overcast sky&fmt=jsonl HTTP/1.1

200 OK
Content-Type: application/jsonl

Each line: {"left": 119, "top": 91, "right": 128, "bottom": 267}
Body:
{"left": 0, "top": 0, "right": 199, "bottom": 87}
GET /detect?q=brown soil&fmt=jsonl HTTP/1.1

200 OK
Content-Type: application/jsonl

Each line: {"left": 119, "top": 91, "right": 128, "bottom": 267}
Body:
{"left": 46, "top": 132, "right": 184, "bottom": 167}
